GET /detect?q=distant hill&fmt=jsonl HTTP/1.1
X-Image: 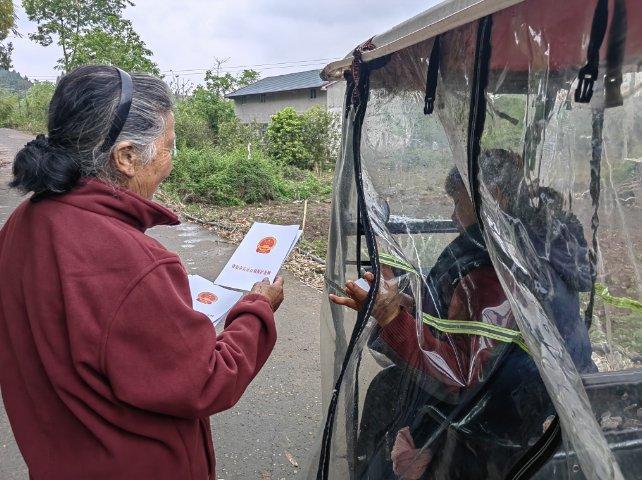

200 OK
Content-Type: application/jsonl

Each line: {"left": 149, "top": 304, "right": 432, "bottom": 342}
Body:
{"left": 0, "top": 68, "right": 32, "bottom": 93}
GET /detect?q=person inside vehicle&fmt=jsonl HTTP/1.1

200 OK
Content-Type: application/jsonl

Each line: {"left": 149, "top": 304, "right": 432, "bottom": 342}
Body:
{"left": 330, "top": 151, "right": 596, "bottom": 479}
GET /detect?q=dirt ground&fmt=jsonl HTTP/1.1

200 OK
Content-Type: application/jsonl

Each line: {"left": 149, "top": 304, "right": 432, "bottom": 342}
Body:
{"left": 156, "top": 191, "right": 332, "bottom": 291}
{"left": 203, "top": 199, "right": 332, "bottom": 259}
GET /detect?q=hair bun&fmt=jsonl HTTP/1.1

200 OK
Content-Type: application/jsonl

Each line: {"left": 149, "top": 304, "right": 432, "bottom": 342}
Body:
{"left": 10, "top": 134, "right": 80, "bottom": 198}
{"left": 25, "top": 134, "right": 51, "bottom": 152}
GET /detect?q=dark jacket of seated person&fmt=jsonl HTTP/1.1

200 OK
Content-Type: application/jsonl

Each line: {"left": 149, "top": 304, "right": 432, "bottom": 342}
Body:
{"left": 334, "top": 164, "right": 596, "bottom": 479}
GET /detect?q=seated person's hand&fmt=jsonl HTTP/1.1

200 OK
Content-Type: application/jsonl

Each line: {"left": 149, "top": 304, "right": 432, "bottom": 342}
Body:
{"left": 391, "top": 427, "right": 431, "bottom": 480}
{"left": 329, "top": 269, "right": 407, "bottom": 327}
{"left": 250, "top": 276, "right": 284, "bottom": 312}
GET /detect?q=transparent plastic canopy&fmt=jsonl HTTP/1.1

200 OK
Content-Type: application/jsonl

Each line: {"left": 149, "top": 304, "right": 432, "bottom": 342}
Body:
{"left": 312, "top": 1, "right": 641, "bottom": 479}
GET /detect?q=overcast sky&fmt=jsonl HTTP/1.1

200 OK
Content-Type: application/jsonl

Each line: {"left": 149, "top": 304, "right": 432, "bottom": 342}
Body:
{"left": 9, "top": 0, "right": 439, "bottom": 84}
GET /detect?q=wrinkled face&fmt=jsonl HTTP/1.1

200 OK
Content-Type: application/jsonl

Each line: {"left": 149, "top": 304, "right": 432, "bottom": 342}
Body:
{"left": 450, "top": 186, "right": 477, "bottom": 234}
{"left": 132, "top": 113, "right": 176, "bottom": 199}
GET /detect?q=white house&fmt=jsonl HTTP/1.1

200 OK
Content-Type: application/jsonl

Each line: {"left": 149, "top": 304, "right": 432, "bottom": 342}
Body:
{"left": 226, "top": 69, "right": 345, "bottom": 124}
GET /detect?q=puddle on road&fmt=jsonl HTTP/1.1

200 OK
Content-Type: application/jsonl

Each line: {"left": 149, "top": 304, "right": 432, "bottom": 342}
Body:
{"left": 177, "top": 224, "right": 199, "bottom": 237}
{"left": 176, "top": 223, "right": 214, "bottom": 250}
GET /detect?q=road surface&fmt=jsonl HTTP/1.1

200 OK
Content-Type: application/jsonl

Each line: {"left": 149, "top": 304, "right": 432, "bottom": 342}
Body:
{"left": 0, "top": 128, "right": 323, "bottom": 479}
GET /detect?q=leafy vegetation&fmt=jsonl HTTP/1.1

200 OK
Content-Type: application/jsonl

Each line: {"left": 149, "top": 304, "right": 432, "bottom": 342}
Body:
{"left": 165, "top": 147, "right": 286, "bottom": 206}
{"left": 0, "top": 0, "right": 15, "bottom": 69}
{"left": 165, "top": 67, "right": 337, "bottom": 206}
{"left": 0, "top": 81, "right": 55, "bottom": 132}
{"left": 0, "top": 62, "right": 336, "bottom": 207}
{"left": 23, "top": 0, "right": 158, "bottom": 73}
{"left": 173, "top": 65, "right": 262, "bottom": 150}
{"left": 267, "top": 106, "right": 339, "bottom": 172}
{"left": 67, "top": 23, "right": 158, "bottom": 74}
{"left": 267, "top": 107, "right": 311, "bottom": 169}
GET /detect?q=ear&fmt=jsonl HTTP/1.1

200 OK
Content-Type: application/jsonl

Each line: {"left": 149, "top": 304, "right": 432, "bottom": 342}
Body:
{"left": 111, "top": 141, "right": 139, "bottom": 178}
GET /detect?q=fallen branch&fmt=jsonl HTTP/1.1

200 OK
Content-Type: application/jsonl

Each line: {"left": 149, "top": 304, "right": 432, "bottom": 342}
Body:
{"left": 182, "top": 212, "right": 235, "bottom": 232}
{"left": 183, "top": 210, "right": 325, "bottom": 265}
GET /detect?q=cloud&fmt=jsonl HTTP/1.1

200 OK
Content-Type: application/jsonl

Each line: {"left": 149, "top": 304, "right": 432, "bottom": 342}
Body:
{"left": 10, "top": 0, "right": 437, "bottom": 83}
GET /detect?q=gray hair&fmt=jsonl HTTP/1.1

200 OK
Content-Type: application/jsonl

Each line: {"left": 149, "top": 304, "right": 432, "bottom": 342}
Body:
{"left": 11, "top": 65, "right": 173, "bottom": 197}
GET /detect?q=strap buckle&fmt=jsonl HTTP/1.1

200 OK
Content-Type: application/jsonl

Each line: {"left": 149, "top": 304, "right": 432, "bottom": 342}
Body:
{"left": 575, "top": 64, "right": 598, "bottom": 103}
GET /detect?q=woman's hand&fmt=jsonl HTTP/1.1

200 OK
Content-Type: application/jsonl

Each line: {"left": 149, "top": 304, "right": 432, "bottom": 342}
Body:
{"left": 250, "top": 276, "right": 284, "bottom": 312}
{"left": 329, "top": 270, "right": 404, "bottom": 327}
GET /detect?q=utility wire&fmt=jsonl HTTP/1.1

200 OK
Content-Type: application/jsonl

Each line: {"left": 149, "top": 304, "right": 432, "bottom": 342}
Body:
{"left": 162, "top": 57, "right": 336, "bottom": 74}
{"left": 21, "top": 57, "right": 337, "bottom": 80}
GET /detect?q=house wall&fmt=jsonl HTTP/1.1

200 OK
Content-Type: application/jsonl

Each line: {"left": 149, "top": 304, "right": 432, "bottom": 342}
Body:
{"left": 232, "top": 88, "right": 327, "bottom": 124}
{"left": 325, "top": 80, "right": 346, "bottom": 117}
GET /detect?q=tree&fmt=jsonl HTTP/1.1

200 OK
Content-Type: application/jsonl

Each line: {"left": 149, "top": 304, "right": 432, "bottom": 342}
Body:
{"left": 204, "top": 57, "right": 259, "bottom": 97}
{"left": 69, "top": 22, "right": 159, "bottom": 74}
{"left": 0, "top": 0, "right": 16, "bottom": 69}
{"left": 301, "top": 105, "right": 340, "bottom": 173}
{"left": 23, "top": 0, "right": 158, "bottom": 74}
{"left": 267, "top": 106, "right": 341, "bottom": 172}
{"left": 267, "top": 107, "right": 312, "bottom": 169}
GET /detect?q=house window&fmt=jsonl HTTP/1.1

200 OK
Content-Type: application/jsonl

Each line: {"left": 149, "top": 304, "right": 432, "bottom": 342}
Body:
{"left": 259, "top": 93, "right": 266, "bottom": 103}
{"left": 309, "top": 88, "right": 317, "bottom": 99}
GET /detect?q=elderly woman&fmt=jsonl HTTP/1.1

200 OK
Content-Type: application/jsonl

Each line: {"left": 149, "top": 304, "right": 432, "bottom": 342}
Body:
{"left": 0, "top": 65, "right": 283, "bottom": 480}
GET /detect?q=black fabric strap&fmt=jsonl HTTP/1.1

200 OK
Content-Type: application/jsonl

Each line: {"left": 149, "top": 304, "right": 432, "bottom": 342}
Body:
{"left": 424, "top": 35, "right": 441, "bottom": 115}
{"left": 574, "top": 0, "right": 608, "bottom": 103}
{"left": 505, "top": 415, "right": 563, "bottom": 480}
{"left": 100, "top": 67, "right": 134, "bottom": 152}
{"left": 467, "top": 15, "right": 493, "bottom": 228}
{"left": 604, "top": 0, "right": 627, "bottom": 108}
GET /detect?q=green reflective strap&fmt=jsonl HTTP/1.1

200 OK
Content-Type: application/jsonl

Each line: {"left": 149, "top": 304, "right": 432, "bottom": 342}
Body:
{"left": 422, "top": 313, "right": 530, "bottom": 354}
{"left": 379, "top": 253, "right": 530, "bottom": 353}
{"left": 595, "top": 283, "right": 642, "bottom": 313}
{"left": 379, "top": 252, "right": 420, "bottom": 275}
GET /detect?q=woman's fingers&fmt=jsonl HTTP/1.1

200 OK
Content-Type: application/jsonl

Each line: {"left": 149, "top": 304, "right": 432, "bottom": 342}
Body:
{"left": 328, "top": 294, "right": 359, "bottom": 310}
{"left": 250, "top": 277, "right": 285, "bottom": 312}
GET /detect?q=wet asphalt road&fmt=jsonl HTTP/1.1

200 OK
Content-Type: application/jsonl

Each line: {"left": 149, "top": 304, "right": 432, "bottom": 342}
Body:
{"left": 0, "top": 128, "right": 323, "bottom": 479}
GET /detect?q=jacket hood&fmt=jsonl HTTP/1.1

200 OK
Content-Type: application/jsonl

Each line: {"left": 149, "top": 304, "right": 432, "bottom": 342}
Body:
{"left": 518, "top": 188, "right": 593, "bottom": 293}
{"left": 46, "top": 178, "right": 180, "bottom": 232}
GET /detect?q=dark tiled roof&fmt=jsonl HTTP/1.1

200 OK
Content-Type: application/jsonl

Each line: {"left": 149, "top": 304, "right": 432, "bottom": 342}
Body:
{"left": 226, "top": 69, "right": 325, "bottom": 98}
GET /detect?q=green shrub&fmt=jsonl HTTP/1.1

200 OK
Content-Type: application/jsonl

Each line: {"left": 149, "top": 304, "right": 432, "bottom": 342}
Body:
{"left": 225, "top": 148, "right": 289, "bottom": 204}
{"left": 2, "top": 82, "right": 55, "bottom": 133}
{"left": 301, "top": 105, "right": 340, "bottom": 172}
{"left": 266, "top": 107, "right": 312, "bottom": 169}
{"left": 0, "top": 89, "right": 17, "bottom": 126}
{"left": 217, "top": 118, "right": 264, "bottom": 151}
{"left": 267, "top": 105, "right": 340, "bottom": 171}
{"left": 174, "top": 98, "right": 215, "bottom": 149}
{"left": 290, "top": 173, "right": 333, "bottom": 199}
{"left": 185, "top": 87, "right": 235, "bottom": 136}
{"left": 173, "top": 87, "right": 260, "bottom": 150}
{"left": 282, "top": 167, "right": 333, "bottom": 200}
{"left": 166, "top": 146, "right": 286, "bottom": 206}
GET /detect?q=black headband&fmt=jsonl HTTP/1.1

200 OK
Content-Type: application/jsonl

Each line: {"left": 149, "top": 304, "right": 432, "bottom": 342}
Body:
{"left": 100, "top": 67, "right": 134, "bottom": 152}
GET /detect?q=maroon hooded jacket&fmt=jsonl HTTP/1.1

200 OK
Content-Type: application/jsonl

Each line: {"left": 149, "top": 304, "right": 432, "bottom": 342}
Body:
{"left": 0, "top": 179, "right": 277, "bottom": 479}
